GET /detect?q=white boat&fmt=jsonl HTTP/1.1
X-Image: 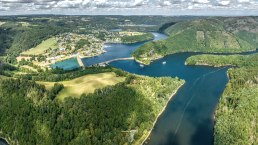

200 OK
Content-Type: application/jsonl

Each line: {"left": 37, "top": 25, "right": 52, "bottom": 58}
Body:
{"left": 140, "top": 64, "right": 144, "bottom": 67}
{"left": 162, "top": 61, "right": 166, "bottom": 65}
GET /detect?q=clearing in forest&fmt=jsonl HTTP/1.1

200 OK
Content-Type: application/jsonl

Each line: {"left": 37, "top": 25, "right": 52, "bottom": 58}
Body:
{"left": 22, "top": 37, "right": 58, "bottom": 55}
{"left": 38, "top": 72, "right": 125, "bottom": 100}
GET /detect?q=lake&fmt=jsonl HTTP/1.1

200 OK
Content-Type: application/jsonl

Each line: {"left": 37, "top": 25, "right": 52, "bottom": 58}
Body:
{"left": 49, "top": 32, "right": 254, "bottom": 145}
{"left": 51, "top": 57, "right": 80, "bottom": 71}
{"left": 110, "top": 53, "right": 228, "bottom": 145}
{"left": 51, "top": 32, "right": 167, "bottom": 70}
{"left": 82, "top": 32, "right": 167, "bottom": 66}
{"left": 81, "top": 32, "right": 229, "bottom": 145}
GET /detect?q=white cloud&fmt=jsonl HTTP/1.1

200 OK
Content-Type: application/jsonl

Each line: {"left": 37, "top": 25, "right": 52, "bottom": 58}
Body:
{"left": 218, "top": 0, "right": 230, "bottom": 6}
{"left": 237, "top": 0, "right": 250, "bottom": 3}
{"left": 0, "top": 0, "right": 258, "bottom": 15}
{"left": 194, "top": 0, "right": 210, "bottom": 4}
{"left": 163, "top": 1, "right": 172, "bottom": 6}
{"left": 188, "top": 5, "right": 193, "bottom": 9}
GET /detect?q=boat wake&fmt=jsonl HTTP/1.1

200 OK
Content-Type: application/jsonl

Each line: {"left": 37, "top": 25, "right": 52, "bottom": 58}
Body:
{"left": 172, "top": 67, "right": 227, "bottom": 140}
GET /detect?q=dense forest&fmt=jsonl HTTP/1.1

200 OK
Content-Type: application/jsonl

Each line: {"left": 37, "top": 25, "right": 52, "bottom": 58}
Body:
{"left": 185, "top": 53, "right": 258, "bottom": 145}
{"left": 133, "top": 17, "right": 258, "bottom": 64}
{"left": 121, "top": 32, "right": 154, "bottom": 44}
{"left": 0, "top": 22, "right": 68, "bottom": 63}
{"left": 0, "top": 68, "right": 184, "bottom": 145}
{"left": 186, "top": 53, "right": 258, "bottom": 67}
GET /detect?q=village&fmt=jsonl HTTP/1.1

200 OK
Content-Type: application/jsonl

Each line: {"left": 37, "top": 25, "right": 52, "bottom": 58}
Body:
{"left": 16, "top": 29, "right": 153, "bottom": 71}
{"left": 17, "top": 33, "right": 105, "bottom": 69}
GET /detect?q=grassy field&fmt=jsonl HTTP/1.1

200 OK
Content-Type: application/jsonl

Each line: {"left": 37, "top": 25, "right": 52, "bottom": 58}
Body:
{"left": 38, "top": 72, "right": 125, "bottom": 100}
{"left": 22, "top": 37, "right": 58, "bottom": 55}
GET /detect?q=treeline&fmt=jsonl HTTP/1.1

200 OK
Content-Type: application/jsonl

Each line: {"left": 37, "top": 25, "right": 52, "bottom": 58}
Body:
{"left": 186, "top": 53, "right": 258, "bottom": 67}
{"left": 0, "top": 69, "right": 184, "bottom": 145}
{"left": 15, "top": 66, "right": 119, "bottom": 82}
{"left": 121, "top": 33, "right": 154, "bottom": 44}
{"left": 9, "top": 66, "right": 120, "bottom": 82}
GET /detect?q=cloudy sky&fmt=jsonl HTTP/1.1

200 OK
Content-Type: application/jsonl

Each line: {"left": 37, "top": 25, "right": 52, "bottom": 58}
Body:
{"left": 0, "top": 0, "right": 257, "bottom": 15}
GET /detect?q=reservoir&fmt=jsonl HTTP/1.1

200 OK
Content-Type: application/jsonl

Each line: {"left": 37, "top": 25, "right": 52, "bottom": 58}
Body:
{"left": 82, "top": 32, "right": 167, "bottom": 66}
{"left": 51, "top": 32, "right": 167, "bottom": 69}
{"left": 110, "top": 53, "right": 228, "bottom": 145}
{"left": 51, "top": 57, "right": 80, "bottom": 71}
{"left": 82, "top": 32, "right": 229, "bottom": 145}
{"left": 51, "top": 32, "right": 254, "bottom": 145}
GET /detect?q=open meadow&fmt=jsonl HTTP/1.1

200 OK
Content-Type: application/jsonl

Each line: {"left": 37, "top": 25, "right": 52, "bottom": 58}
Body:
{"left": 22, "top": 37, "right": 58, "bottom": 55}
{"left": 38, "top": 72, "right": 125, "bottom": 100}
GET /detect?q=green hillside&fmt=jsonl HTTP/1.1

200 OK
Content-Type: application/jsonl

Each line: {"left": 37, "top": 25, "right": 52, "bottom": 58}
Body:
{"left": 121, "top": 32, "right": 154, "bottom": 44}
{"left": 133, "top": 18, "right": 258, "bottom": 64}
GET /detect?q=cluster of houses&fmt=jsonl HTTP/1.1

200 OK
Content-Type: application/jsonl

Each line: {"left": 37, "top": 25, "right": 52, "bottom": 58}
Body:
{"left": 16, "top": 29, "right": 145, "bottom": 69}
{"left": 55, "top": 33, "right": 104, "bottom": 57}
{"left": 17, "top": 33, "right": 106, "bottom": 69}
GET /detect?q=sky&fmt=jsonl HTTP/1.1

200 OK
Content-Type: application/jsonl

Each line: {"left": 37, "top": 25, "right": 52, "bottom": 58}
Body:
{"left": 0, "top": 0, "right": 258, "bottom": 16}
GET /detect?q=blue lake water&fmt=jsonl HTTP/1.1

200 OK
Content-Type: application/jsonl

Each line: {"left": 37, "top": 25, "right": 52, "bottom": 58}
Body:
{"left": 80, "top": 32, "right": 229, "bottom": 145}
{"left": 50, "top": 32, "right": 257, "bottom": 145}
{"left": 110, "top": 53, "right": 228, "bottom": 145}
{"left": 82, "top": 32, "right": 168, "bottom": 66}
{"left": 51, "top": 58, "right": 80, "bottom": 71}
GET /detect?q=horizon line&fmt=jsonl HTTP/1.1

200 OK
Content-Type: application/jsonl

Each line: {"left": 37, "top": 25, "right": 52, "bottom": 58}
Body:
{"left": 1, "top": 14, "right": 258, "bottom": 17}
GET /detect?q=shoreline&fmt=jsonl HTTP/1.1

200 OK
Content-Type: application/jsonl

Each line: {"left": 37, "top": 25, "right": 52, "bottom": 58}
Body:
{"left": 138, "top": 83, "right": 185, "bottom": 145}
{"left": 0, "top": 137, "right": 10, "bottom": 145}
{"left": 49, "top": 38, "right": 153, "bottom": 68}
{"left": 185, "top": 62, "right": 237, "bottom": 68}
{"left": 134, "top": 48, "right": 258, "bottom": 66}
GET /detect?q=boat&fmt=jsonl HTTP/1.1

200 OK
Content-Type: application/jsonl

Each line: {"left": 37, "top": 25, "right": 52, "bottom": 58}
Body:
{"left": 162, "top": 61, "right": 166, "bottom": 64}
{"left": 140, "top": 64, "right": 144, "bottom": 67}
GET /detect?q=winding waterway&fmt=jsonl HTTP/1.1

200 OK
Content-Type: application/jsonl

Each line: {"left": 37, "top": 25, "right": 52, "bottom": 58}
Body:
{"left": 81, "top": 32, "right": 229, "bottom": 145}
{"left": 110, "top": 53, "right": 228, "bottom": 145}
{"left": 51, "top": 32, "right": 256, "bottom": 145}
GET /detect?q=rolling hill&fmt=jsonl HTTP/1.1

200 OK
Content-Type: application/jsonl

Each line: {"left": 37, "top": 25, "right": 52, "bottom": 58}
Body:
{"left": 133, "top": 17, "right": 258, "bottom": 64}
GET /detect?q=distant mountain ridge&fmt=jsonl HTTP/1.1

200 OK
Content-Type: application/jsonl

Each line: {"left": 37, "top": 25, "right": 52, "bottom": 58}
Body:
{"left": 133, "top": 17, "right": 258, "bottom": 64}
